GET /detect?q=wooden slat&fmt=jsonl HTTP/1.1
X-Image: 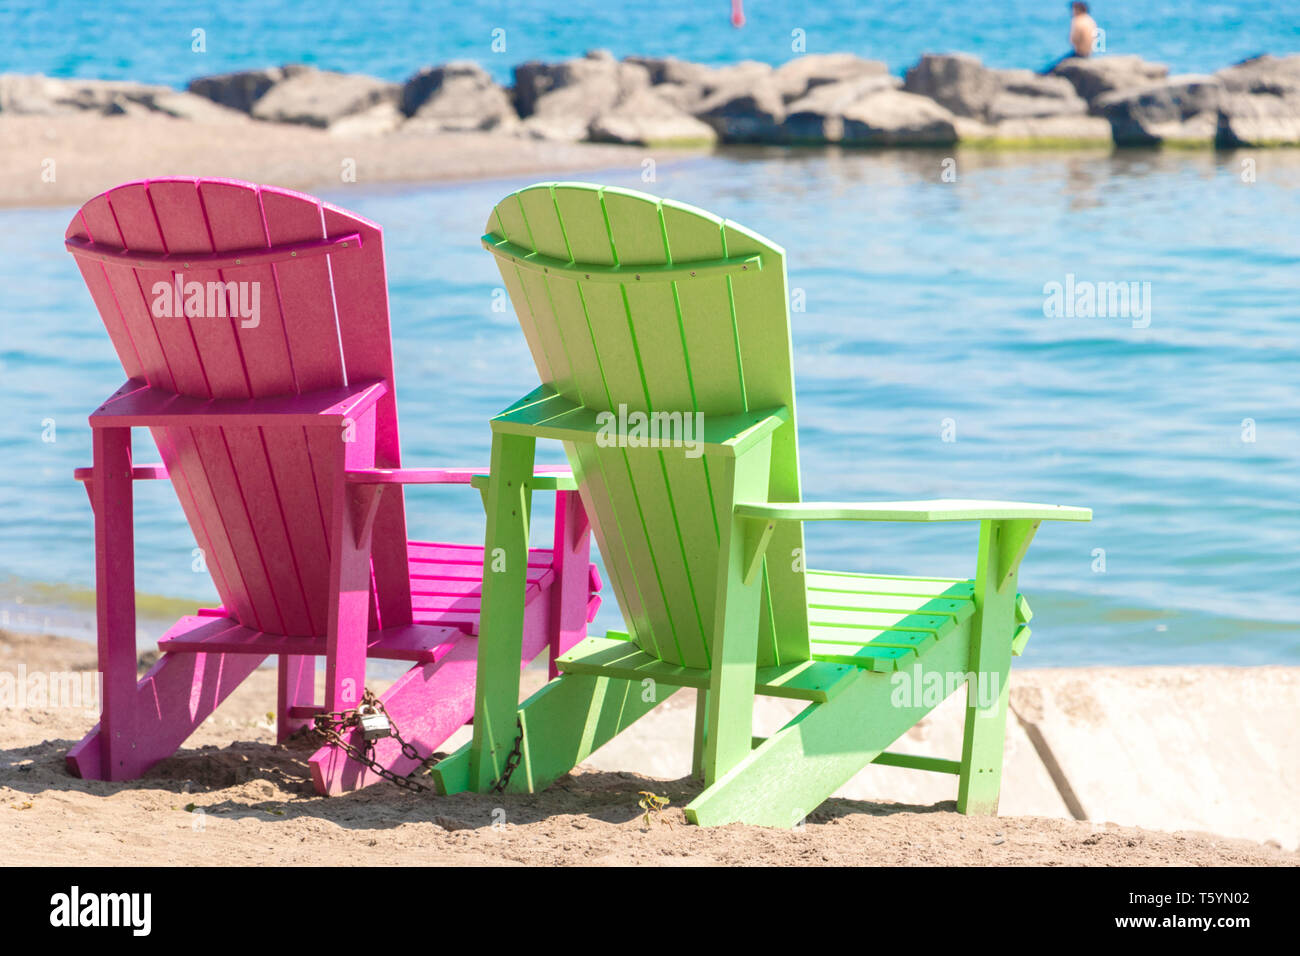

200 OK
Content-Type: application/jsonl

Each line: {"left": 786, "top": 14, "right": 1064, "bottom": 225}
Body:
{"left": 158, "top": 615, "right": 462, "bottom": 664}
{"left": 806, "top": 570, "right": 975, "bottom": 598}
{"left": 323, "top": 199, "right": 411, "bottom": 629}
{"left": 555, "top": 635, "right": 857, "bottom": 702}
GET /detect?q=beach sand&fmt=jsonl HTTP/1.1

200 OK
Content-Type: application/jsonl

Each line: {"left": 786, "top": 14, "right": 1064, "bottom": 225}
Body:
{"left": 0, "top": 113, "right": 686, "bottom": 209}
{"left": 2, "top": 629, "right": 1295, "bottom": 866}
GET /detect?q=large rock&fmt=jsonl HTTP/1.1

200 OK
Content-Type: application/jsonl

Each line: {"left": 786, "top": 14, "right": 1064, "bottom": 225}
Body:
{"left": 780, "top": 73, "right": 902, "bottom": 142}
{"left": 249, "top": 66, "right": 399, "bottom": 129}
{"left": 1216, "top": 90, "right": 1300, "bottom": 146}
{"left": 0, "top": 74, "right": 64, "bottom": 113}
{"left": 1051, "top": 55, "right": 1170, "bottom": 107}
{"left": 623, "top": 55, "right": 715, "bottom": 87}
{"left": 839, "top": 89, "right": 959, "bottom": 146}
{"left": 903, "top": 53, "right": 1002, "bottom": 118}
{"left": 1215, "top": 54, "right": 1300, "bottom": 94}
{"left": 514, "top": 50, "right": 647, "bottom": 118}
{"left": 902, "top": 54, "right": 1088, "bottom": 129}
{"left": 515, "top": 52, "right": 651, "bottom": 140}
{"left": 187, "top": 66, "right": 310, "bottom": 113}
{"left": 588, "top": 88, "right": 717, "bottom": 145}
{"left": 1096, "top": 74, "right": 1224, "bottom": 145}
{"left": 985, "top": 69, "right": 1087, "bottom": 122}
{"left": 0, "top": 74, "right": 247, "bottom": 121}
{"left": 773, "top": 53, "right": 889, "bottom": 102}
{"left": 400, "top": 61, "right": 517, "bottom": 132}
{"left": 1213, "top": 53, "right": 1300, "bottom": 142}
{"left": 692, "top": 69, "right": 785, "bottom": 143}
{"left": 658, "top": 60, "right": 774, "bottom": 114}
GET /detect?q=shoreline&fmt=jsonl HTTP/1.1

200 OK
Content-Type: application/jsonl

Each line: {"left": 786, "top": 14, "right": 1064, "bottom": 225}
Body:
{"left": 4, "top": 50, "right": 1300, "bottom": 209}
{"left": 2, "top": 628, "right": 1296, "bottom": 864}
{"left": 6, "top": 112, "right": 1298, "bottom": 213}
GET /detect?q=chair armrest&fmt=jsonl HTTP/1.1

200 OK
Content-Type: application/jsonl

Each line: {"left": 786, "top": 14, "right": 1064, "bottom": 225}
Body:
{"left": 734, "top": 499, "right": 1090, "bottom": 593}
{"left": 734, "top": 500, "right": 1092, "bottom": 523}
{"left": 89, "top": 378, "right": 388, "bottom": 428}
{"left": 491, "top": 384, "right": 789, "bottom": 458}
{"left": 347, "top": 465, "right": 573, "bottom": 487}
{"left": 74, "top": 464, "right": 168, "bottom": 482}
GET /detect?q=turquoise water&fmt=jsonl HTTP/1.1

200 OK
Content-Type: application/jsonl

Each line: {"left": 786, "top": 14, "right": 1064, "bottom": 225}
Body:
{"left": 3, "top": 0, "right": 1298, "bottom": 86}
{"left": 1, "top": 148, "right": 1298, "bottom": 666}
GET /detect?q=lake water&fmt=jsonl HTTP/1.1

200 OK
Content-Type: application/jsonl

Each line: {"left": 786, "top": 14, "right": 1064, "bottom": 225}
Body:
{"left": 1, "top": 146, "right": 1297, "bottom": 667}
{"left": 3, "top": 0, "right": 1297, "bottom": 86}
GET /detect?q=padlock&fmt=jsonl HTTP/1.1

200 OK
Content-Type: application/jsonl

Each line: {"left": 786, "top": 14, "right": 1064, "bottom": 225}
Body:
{"left": 357, "top": 707, "right": 391, "bottom": 741}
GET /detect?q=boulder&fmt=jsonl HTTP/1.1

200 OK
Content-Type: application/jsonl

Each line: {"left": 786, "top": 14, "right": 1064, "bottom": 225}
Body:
{"left": 773, "top": 53, "right": 889, "bottom": 102}
{"left": 0, "top": 74, "right": 247, "bottom": 121}
{"left": 328, "top": 100, "right": 405, "bottom": 137}
{"left": 839, "top": 89, "right": 959, "bottom": 145}
{"left": 624, "top": 55, "right": 715, "bottom": 87}
{"left": 902, "top": 55, "right": 1088, "bottom": 127}
{"left": 400, "top": 61, "right": 517, "bottom": 132}
{"left": 1216, "top": 90, "right": 1300, "bottom": 146}
{"left": 658, "top": 60, "right": 774, "bottom": 114}
{"left": 515, "top": 53, "right": 651, "bottom": 140}
{"left": 985, "top": 69, "right": 1087, "bottom": 122}
{"left": 143, "top": 90, "right": 251, "bottom": 123}
{"left": 0, "top": 74, "right": 65, "bottom": 114}
{"left": 249, "top": 66, "right": 399, "bottom": 129}
{"left": 692, "top": 69, "right": 785, "bottom": 143}
{"left": 780, "top": 74, "right": 902, "bottom": 142}
{"left": 514, "top": 50, "right": 647, "bottom": 119}
{"left": 1095, "top": 74, "right": 1223, "bottom": 145}
{"left": 1215, "top": 54, "right": 1300, "bottom": 95}
{"left": 187, "top": 66, "right": 310, "bottom": 113}
{"left": 588, "top": 88, "right": 717, "bottom": 145}
{"left": 1050, "top": 55, "right": 1170, "bottom": 107}
{"left": 903, "top": 53, "right": 1002, "bottom": 118}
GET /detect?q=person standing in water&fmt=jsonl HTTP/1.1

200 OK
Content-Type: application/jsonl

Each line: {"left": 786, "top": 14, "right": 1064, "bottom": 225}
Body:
{"left": 1042, "top": 2, "right": 1099, "bottom": 73}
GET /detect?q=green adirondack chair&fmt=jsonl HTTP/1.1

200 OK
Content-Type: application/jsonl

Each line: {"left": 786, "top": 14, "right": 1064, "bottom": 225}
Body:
{"left": 432, "top": 182, "right": 1091, "bottom": 826}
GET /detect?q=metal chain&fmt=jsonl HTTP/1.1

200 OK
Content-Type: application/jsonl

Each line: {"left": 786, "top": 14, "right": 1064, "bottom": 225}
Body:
{"left": 311, "top": 688, "right": 443, "bottom": 793}
{"left": 490, "top": 716, "right": 525, "bottom": 793}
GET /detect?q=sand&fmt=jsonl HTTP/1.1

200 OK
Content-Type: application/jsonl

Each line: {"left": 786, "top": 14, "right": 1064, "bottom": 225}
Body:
{"left": 0, "top": 113, "right": 695, "bottom": 208}
{"left": 2, "top": 629, "right": 1294, "bottom": 866}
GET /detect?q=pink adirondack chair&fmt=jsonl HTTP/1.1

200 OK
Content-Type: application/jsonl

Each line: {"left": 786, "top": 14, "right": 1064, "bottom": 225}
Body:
{"left": 62, "top": 177, "right": 600, "bottom": 794}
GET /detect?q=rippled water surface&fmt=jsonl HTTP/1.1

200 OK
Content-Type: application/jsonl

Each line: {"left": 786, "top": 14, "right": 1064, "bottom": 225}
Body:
{"left": 3, "top": 0, "right": 1297, "bottom": 85}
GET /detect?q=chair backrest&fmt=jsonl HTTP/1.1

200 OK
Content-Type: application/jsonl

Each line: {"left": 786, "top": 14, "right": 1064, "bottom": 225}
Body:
{"left": 484, "top": 182, "right": 808, "bottom": 669}
{"left": 66, "top": 177, "right": 411, "bottom": 637}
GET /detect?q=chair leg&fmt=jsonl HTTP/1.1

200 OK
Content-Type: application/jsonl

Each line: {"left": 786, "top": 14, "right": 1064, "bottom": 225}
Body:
{"left": 692, "top": 688, "right": 709, "bottom": 780}
{"left": 956, "top": 663, "right": 1012, "bottom": 815}
{"left": 957, "top": 519, "right": 1020, "bottom": 815}
{"left": 68, "top": 648, "right": 265, "bottom": 780}
{"left": 469, "top": 431, "right": 536, "bottom": 792}
{"left": 89, "top": 426, "right": 138, "bottom": 779}
{"left": 700, "top": 450, "right": 770, "bottom": 786}
{"left": 547, "top": 489, "right": 592, "bottom": 679}
{"left": 277, "top": 655, "right": 315, "bottom": 743}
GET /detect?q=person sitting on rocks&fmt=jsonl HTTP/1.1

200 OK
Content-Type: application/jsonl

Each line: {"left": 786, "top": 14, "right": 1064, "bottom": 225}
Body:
{"left": 1041, "top": 2, "right": 1099, "bottom": 74}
